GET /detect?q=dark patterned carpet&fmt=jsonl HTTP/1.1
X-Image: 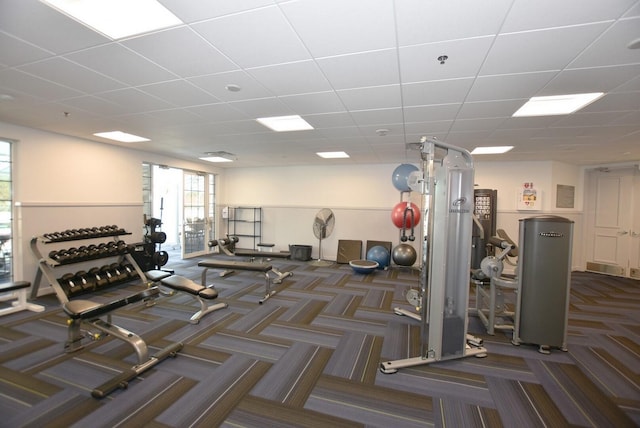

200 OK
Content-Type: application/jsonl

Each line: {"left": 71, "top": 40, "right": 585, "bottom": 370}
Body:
{"left": 1, "top": 256, "right": 638, "bottom": 427}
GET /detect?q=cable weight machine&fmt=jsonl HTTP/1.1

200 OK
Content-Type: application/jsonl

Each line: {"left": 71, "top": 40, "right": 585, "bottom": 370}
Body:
{"left": 380, "top": 137, "right": 487, "bottom": 374}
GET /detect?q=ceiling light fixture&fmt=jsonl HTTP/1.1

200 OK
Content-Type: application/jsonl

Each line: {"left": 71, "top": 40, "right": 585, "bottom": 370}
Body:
{"left": 40, "top": 0, "right": 183, "bottom": 40}
{"left": 375, "top": 128, "right": 390, "bottom": 136}
{"left": 225, "top": 84, "right": 241, "bottom": 92}
{"left": 200, "top": 151, "right": 236, "bottom": 162}
{"left": 256, "top": 115, "right": 314, "bottom": 132}
{"left": 437, "top": 55, "right": 448, "bottom": 64}
{"left": 471, "top": 146, "right": 514, "bottom": 155}
{"left": 627, "top": 38, "right": 640, "bottom": 49}
{"left": 513, "top": 92, "right": 604, "bottom": 117}
{"left": 93, "top": 131, "right": 150, "bottom": 143}
{"left": 317, "top": 151, "right": 350, "bottom": 159}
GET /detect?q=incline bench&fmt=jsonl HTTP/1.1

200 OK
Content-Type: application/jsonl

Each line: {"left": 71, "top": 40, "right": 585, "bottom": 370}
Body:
{"left": 198, "top": 259, "right": 289, "bottom": 304}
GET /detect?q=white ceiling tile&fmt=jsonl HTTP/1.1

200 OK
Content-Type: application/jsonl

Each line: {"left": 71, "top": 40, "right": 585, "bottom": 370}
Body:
{"left": 0, "top": 32, "right": 52, "bottom": 67}
{"left": 248, "top": 61, "right": 332, "bottom": 95}
{"left": 159, "top": 0, "right": 276, "bottom": 23}
{"left": 193, "top": 6, "right": 311, "bottom": 68}
{"left": 501, "top": 0, "right": 636, "bottom": 32}
{"left": 480, "top": 23, "right": 610, "bottom": 75}
{"left": 60, "top": 95, "right": 125, "bottom": 117}
{"left": 403, "top": 120, "right": 453, "bottom": 135}
{"left": 337, "top": 85, "right": 401, "bottom": 111}
{"left": 122, "top": 27, "right": 238, "bottom": 77}
{"left": 624, "top": 2, "right": 640, "bottom": 17}
{"left": 580, "top": 91, "right": 640, "bottom": 113}
{"left": 467, "top": 71, "right": 558, "bottom": 102}
{"left": 612, "top": 74, "right": 640, "bottom": 92}
{"left": 281, "top": 0, "right": 396, "bottom": 57}
{"left": 316, "top": 49, "right": 399, "bottom": 90}
{"left": 399, "top": 37, "right": 495, "bottom": 83}
{"left": 228, "top": 97, "right": 294, "bottom": 118}
{"left": 139, "top": 80, "right": 219, "bottom": 107}
{"left": 280, "top": 92, "right": 346, "bottom": 115}
{"left": 18, "top": 57, "right": 125, "bottom": 94}
{"left": 569, "top": 17, "right": 640, "bottom": 68}
{"left": 0, "top": 68, "right": 82, "bottom": 100}
{"left": 0, "top": 0, "right": 109, "bottom": 54}
{"left": 304, "top": 112, "right": 358, "bottom": 129}
{"left": 551, "top": 111, "right": 629, "bottom": 128}
{"left": 498, "top": 115, "right": 566, "bottom": 130}
{"left": 449, "top": 117, "right": 507, "bottom": 132}
{"left": 187, "top": 103, "right": 251, "bottom": 122}
{"left": 457, "top": 99, "right": 525, "bottom": 119}
{"left": 189, "top": 70, "right": 273, "bottom": 101}
{"left": 97, "top": 88, "right": 174, "bottom": 115}
{"left": 394, "top": 0, "right": 512, "bottom": 46}
{"left": 65, "top": 43, "right": 177, "bottom": 86}
{"left": 402, "top": 78, "right": 475, "bottom": 107}
{"left": 403, "top": 104, "right": 461, "bottom": 123}
{"left": 541, "top": 64, "right": 640, "bottom": 95}
{"left": 349, "top": 108, "right": 403, "bottom": 126}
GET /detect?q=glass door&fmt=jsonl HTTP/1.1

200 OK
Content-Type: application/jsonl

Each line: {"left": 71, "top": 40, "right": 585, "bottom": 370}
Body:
{"left": 182, "top": 171, "right": 214, "bottom": 258}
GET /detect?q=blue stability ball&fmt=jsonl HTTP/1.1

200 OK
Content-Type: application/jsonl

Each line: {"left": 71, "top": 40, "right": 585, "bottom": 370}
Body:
{"left": 366, "top": 245, "right": 390, "bottom": 269}
{"left": 391, "top": 163, "right": 419, "bottom": 192}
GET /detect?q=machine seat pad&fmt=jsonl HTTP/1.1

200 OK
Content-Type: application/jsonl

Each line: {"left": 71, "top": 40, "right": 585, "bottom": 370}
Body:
{"left": 145, "top": 270, "right": 173, "bottom": 282}
{"left": 198, "top": 260, "right": 272, "bottom": 272}
{"left": 63, "top": 286, "right": 160, "bottom": 319}
{"left": 161, "top": 275, "right": 218, "bottom": 299}
{"left": 234, "top": 249, "right": 291, "bottom": 259}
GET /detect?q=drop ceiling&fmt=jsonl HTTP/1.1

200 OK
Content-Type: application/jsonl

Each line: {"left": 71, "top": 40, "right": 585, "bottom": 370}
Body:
{"left": 0, "top": 0, "right": 639, "bottom": 168}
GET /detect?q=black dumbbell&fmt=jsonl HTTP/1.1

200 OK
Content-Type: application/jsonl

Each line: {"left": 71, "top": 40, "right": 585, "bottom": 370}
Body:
{"left": 59, "top": 273, "right": 82, "bottom": 296}
{"left": 89, "top": 267, "right": 109, "bottom": 288}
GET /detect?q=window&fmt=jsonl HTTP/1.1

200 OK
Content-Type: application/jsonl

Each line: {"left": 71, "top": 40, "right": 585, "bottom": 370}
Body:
{"left": 0, "top": 140, "right": 13, "bottom": 280}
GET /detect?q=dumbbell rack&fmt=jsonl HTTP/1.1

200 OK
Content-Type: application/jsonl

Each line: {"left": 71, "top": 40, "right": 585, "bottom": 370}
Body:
{"left": 30, "top": 225, "right": 147, "bottom": 302}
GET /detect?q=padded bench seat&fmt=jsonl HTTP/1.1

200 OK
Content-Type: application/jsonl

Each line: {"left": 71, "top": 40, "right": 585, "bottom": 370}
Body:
{"left": 159, "top": 274, "right": 227, "bottom": 324}
{"left": 198, "top": 259, "right": 285, "bottom": 304}
{"left": 161, "top": 275, "right": 218, "bottom": 299}
{"left": 0, "top": 280, "right": 45, "bottom": 316}
{"left": 198, "top": 260, "right": 273, "bottom": 272}
{"left": 63, "top": 286, "right": 159, "bottom": 320}
{"left": 234, "top": 249, "right": 291, "bottom": 259}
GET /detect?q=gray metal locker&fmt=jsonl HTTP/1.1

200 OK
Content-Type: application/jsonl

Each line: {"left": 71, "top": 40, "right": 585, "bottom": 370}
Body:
{"left": 513, "top": 215, "right": 574, "bottom": 353}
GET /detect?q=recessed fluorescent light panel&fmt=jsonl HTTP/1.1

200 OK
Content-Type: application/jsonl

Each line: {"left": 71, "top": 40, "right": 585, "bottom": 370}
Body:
{"left": 317, "top": 151, "right": 350, "bottom": 159}
{"left": 471, "top": 146, "right": 514, "bottom": 155}
{"left": 200, "top": 156, "right": 234, "bottom": 163}
{"left": 93, "top": 131, "right": 150, "bottom": 143}
{"left": 513, "top": 92, "right": 604, "bottom": 117}
{"left": 256, "top": 115, "right": 314, "bottom": 132}
{"left": 41, "top": 0, "right": 183, "bottom": 40}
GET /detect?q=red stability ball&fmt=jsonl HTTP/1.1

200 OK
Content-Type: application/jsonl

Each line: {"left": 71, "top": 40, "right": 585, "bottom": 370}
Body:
{"left": 391, "top": 202, "right": 421, "bottom": 228}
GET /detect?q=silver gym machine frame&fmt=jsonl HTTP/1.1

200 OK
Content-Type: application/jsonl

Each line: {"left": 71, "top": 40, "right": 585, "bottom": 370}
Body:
{"left": 381, "top": 137, "right": 486, "bottom": 374}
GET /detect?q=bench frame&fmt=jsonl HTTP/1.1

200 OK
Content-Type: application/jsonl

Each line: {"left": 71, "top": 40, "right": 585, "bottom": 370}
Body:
{"left": 199, "top": 259, "right": 287, "bottom": 304}
{"left": 0, "top": 281, "right": 45, "bottom": 316}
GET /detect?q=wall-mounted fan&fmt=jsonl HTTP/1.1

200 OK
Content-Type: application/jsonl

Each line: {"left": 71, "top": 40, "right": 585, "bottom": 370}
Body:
{"left": 311, "top": 208, "right": 335, "bottom": 266}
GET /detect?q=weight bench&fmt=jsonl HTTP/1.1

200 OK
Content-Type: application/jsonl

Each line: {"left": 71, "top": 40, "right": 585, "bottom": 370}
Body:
{"left": 157, "top": 273, "right": 228, "bottom": 324}
{"left": 62, "top": 284, "right": 183, "bottom": 398}
{"left": 0, "top": 281, "right": 45, "bottom": 316}
{"left": 198, "top": 259, "right": 287, "bottom": 304}
{"left": 210, "top": 238, "right": 293, "bottom": 284}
